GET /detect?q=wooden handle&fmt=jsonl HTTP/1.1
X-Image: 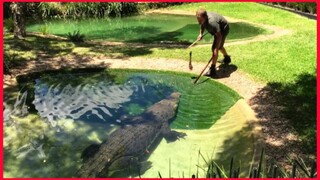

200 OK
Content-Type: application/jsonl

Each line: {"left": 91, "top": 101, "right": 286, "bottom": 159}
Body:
{"left": 193, "top": 58, "right": 212, "bottom": 84}
{"left": 187, "top": 32, "right": 208, "bottom": 49}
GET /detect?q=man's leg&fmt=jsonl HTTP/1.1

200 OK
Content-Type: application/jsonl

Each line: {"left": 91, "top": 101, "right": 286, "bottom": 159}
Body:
{"left": 219, "top": 27, "right": 231, "bottom": 64}
{"left": 204, "top": 38, "right": 218, "bottom": 77}
{"left": 220, "top": 47, "right": 228, "bottom": 56}
{"left": 220, "top": 47, "right": 231, "bottom": 64}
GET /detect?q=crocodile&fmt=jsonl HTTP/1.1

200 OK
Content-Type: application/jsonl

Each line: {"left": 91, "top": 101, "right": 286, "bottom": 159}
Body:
{"left": 75, "top": 92, "right": 186, "bottom": 177}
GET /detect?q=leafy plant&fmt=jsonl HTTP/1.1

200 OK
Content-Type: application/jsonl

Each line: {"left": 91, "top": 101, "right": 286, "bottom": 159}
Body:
{"left": 157, "top": 149, "right": 316, "bottom": 178}
{"left": 38, "top": 24, "right": 49, "bottom": 35}
{"left": 197, "top": 149, "right": 317, "bottom": 178}
{"left": 36, "top": 2, "right": 141, "bottom": 19}
{"left": 67, "top": 30, "right": 85, "bottom": 42}
{"left": 4, "top": 51, "right": 17, "bottom": 74}
{"left": 4, "top": 18, "right": 14, "bottom": 32}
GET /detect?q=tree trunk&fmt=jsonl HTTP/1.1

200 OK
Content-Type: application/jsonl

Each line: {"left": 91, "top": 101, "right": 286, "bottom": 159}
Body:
{"left": 10, "top": 2, "right": 26, "bottom": 39}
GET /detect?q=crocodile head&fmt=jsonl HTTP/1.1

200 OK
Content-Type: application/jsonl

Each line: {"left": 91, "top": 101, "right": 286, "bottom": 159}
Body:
{"left": 145, "top": 92, "right": 181, "bottom": 123}
{"left": 167, "top": 92, "right": 181, "bottom": 112}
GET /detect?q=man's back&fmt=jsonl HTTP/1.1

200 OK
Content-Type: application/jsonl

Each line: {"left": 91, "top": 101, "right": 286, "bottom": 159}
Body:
{"left": 203, "top": 12, "right": 228, "bottom": 35}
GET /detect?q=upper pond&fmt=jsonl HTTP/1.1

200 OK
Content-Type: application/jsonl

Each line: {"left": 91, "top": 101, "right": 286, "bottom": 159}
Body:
{"left": 27, "top": 14, "right": 270, "bottom": 44}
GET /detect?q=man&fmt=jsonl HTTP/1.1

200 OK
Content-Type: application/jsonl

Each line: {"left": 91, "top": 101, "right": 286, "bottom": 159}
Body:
{"left": 196, "top": 8, "right": 231, "bottom": 77}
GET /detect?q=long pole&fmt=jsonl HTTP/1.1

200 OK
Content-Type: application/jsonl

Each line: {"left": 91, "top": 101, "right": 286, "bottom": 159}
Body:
{"left": 187, "top": 32, "right": 208, "bottom": 49}
{"left": 193, "top": 58, "right": 212, "bottom": 84}
{"left": 187, "top": 32, "right": 208, "bottom": 71}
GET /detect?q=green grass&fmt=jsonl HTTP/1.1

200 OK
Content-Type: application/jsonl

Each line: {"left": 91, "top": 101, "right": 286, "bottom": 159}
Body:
{"left": 154, "top": 3, "right": 316, "bottom": 153}
{"left": 144, "top": 3, "right": 316, "bottom": 84}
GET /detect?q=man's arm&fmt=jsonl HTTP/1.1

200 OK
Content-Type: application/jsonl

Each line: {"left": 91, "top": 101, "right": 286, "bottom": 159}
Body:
{"left": 197, "top": 25, "right": 205, "bottom": 40}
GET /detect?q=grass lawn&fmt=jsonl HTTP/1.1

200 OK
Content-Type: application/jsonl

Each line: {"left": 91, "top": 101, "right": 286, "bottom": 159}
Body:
{"left": 150, "top": 2, "right": 316, "bottom": 83}
{"left": 167, "top": 2, "right": 317, "bottom": 153}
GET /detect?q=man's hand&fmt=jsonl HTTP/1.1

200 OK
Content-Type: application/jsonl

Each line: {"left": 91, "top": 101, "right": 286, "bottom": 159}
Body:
{"left": 197, "top": 34, "right": 203, "bottom": 41}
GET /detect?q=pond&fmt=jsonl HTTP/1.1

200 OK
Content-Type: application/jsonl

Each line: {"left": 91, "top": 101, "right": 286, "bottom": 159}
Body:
{"left": 26, "top": 14, "right": 270, "bottom": 44}
{"left": 4, "top": 69, "right": 257, "bottom": 178}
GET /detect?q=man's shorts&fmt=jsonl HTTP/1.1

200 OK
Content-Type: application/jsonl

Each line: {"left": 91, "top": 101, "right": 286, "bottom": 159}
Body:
{"left": 212, "top": 24, "right": 230, "bottom": 50}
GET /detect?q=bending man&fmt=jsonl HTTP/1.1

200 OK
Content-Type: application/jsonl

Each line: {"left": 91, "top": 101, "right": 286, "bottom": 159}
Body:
{"left": 196, "top": 8, "right": 231, "bottom": 77}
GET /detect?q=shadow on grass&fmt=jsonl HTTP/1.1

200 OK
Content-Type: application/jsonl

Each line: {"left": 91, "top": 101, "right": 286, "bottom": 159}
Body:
{"left": 213, "top": 64, "right": 238, "bottom": 79}
{"left": 250, "top": 72, "right": 316, "bottom": 154}
{"left": 4, "top": 30, "right": 186, "bottom": 66}
{"left": 204, "top": 72, "right": 316, "bottom": 178}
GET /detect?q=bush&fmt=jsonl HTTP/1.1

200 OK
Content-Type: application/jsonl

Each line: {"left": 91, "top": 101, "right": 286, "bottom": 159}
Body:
{"left": 6, "top": 2, "right": 186, "bottom": 20}
{"left": 270, "top": 2, "right": 316, "bottom": 14}
{"left": 37, "top": 2, "right": 140, "bottom": 19}
{"left": 142, "top": 2, "right": 184, "bottom": 9}
{"left": 4, "top": 51, "right": 17, "bottom": 74}
{"left": 4, "top": 18, "right": 14, "bottom": 32}
{"left": 38, "top": 2, "right": 62, "bottom": 19}
{"left": 67, "top": 30, "right": 85, "bottom": 42}
{"left": 187, "top": 150, "right": 317, "bottom": 178}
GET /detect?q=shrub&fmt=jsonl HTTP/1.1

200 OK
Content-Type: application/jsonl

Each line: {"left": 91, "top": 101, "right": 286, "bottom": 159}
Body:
{"left": 37, "top": 2, "right": 140, "bottom": 19}
{"left": 270, "top": 2, "right": 317, "bottom": 14}
{"left": 182, "top": 149, "right": 317, "bottom": 178}
{"left": 67, "top": 30, "right": 85, "bottom": 42}
{"left": 4, "top": 18, "right": 14, "bottom": 32}
{"left": 4, "top": 51, "right": 17, "bottom": 74}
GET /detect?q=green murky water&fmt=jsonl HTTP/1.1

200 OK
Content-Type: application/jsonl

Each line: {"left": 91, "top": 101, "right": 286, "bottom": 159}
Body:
{"left": 26, "top": 14, "right": 270, "bottom": 43}
{"left": 4, "top": 69, "right": 244, "bottom": 177}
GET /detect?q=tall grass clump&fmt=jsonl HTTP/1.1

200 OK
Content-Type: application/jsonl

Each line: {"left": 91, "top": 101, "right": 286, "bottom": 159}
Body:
{"left": 157, "top": 149, "right": 316, "bottom": 178}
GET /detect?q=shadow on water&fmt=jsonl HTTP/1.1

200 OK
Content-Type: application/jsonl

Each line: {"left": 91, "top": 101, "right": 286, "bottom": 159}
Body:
{"left": 123, "top": 22, "right": 267, "bottom": 44}
{"left": 249, "top": 72, "right": 316, "bottom": 154}
{"left": 78, "top": 26, "right": 162, "bottom": 42}
{"left": 210, "top": 121, "right": 263, "bottom": 177}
